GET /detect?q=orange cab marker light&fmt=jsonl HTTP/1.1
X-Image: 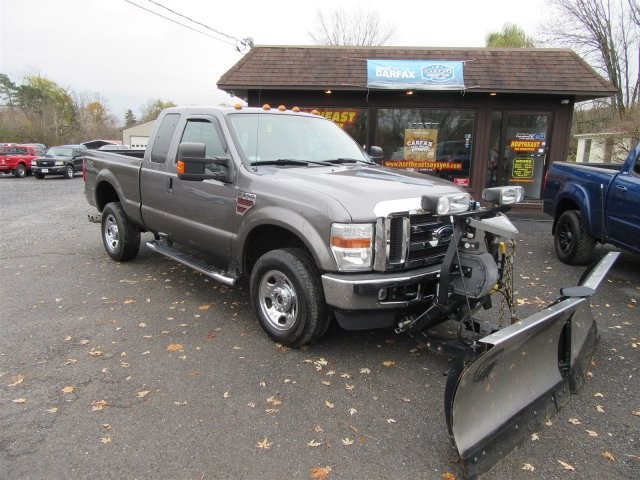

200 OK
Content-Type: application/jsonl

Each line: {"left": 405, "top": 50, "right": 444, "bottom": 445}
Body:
{"left": 331, "top": 237, "right": 371, "bottom": 249}
{"left": 278, "top": 105, "right": 286, "bottom": 111}
{"left": 234, "top": 103, "right": 243, "bottom": 109}
{"left": 177, "top": 160, "right": 185, "bottom": 175}
{"left": 292, "top": 106, "right": 300, "bottom": 112}
{"left": 310, "top": 109, "right": 320, "bottom": 115}
{"left": 262, "top": 104, "right": 271, "bottom": 110}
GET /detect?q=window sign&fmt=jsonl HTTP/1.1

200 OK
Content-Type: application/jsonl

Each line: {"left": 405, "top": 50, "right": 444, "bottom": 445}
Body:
{"left": 367, "top": 60, "right": 465, "bottom": 90}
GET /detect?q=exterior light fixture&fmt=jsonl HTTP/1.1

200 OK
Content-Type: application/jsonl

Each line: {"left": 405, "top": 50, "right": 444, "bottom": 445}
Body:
{"left": 560, "top": 99, "right": 570, "bottom": 104}
{"left": 489, "top": 92, "right": 497, "bottom": 96}
{"left": 406, "top": 90, "right": 414, "bottom": 95}
{"left": 324, "top": 89, "right": 332, "bottom": 94}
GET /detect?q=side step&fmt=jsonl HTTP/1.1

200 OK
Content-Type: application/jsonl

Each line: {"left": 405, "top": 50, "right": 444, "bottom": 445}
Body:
{"left": 145, "top": 240, "right": 237, "bottom": 286}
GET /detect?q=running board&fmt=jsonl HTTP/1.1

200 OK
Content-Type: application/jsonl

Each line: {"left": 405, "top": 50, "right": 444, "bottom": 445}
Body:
{"left": 145, "top": 240, "right": 237, "bottom": 286}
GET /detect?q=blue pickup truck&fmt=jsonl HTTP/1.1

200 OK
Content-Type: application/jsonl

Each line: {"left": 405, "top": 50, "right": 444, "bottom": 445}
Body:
{"left": 543, "top": 142, "right": 640, "bottom": 264}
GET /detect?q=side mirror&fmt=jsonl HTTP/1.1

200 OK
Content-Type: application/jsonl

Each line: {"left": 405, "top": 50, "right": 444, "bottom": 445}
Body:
{"left": 177, "top": 142, "right": 229, "bottom": 182}
{"left": 369, "top": 146, "right": 384, "bottom": 164}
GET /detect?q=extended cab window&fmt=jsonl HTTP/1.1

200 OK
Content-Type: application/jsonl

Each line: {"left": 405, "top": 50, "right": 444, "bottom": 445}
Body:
{"left": 150, "top": 113, "right": 180, "bottom": 163}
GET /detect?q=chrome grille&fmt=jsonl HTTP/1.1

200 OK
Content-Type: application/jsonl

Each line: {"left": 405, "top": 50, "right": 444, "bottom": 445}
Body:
{"left": 385, "top": 214, "right": 452, "bottom": 270}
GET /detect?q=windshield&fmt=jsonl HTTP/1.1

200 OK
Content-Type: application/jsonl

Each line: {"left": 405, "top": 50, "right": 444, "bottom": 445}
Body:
{"left": 46, "top": 147, "right": 74, "bottom": 157}
{"left": 227, "top": 113, "right": 370, "bottom": 165}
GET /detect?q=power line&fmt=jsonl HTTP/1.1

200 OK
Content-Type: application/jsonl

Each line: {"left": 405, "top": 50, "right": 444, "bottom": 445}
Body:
{"left": 123, "top": 0, "right": 248, "bottom": 49}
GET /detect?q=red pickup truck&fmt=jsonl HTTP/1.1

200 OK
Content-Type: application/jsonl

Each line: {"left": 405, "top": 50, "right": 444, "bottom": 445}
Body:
{"left": 0, "top": 144, "right": 39, "bottom": 177}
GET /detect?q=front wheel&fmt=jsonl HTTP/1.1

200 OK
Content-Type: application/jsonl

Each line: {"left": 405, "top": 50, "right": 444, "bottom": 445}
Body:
{"left": 250, "top": 248, "right": 328, "bottom": 347}
{"left": 64, "top": 164, "right": 75, "bottom": 179}
{"left": 15, "top": 164, "right": 27, "bottom": 178}
{"left": 101, "top": 202, "right": 140, "bottom": 261}
{"left": 554, "top": 210, "right": 596, "bottom": 265}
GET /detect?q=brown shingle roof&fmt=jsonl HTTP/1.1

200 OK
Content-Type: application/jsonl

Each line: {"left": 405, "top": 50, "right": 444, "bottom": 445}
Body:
{"left": 218, "top": 45, "right": 617, "bottom": 101}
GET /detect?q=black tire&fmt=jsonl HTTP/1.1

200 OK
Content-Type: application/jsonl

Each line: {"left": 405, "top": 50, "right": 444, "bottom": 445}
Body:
{"left": 101, "top": 202, "right": 140, "bottom": 261}
{"left": 554, "top": 210, "right": 596, "bottom": 265}
{"left": 15, "top": 164, "right": 27, "bottom": 178}
{"left": 64, "top": 164, "right": 74, "bottom": 179}
{"left": 34, "top": 172, "right": 45, "bottom": 179}
{"left": 250, "top": 248, "right": 328, "bottom": 347}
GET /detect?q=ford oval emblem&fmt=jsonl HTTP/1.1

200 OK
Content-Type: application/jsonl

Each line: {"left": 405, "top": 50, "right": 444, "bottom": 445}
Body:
{"left": 434, "top": 225, "right": 454, "bottom": 241}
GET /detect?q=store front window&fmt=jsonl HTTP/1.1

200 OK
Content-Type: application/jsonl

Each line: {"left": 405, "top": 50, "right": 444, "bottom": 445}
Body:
{"left": 303, "top": 108, "right": 368, "bottom": 146}
{"left": 376, "top": 108, "right": 476, "bottom": 187}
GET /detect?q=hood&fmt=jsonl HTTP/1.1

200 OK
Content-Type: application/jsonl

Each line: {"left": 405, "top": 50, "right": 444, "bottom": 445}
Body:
{"left": 257, "top": 163, "right": 467, "bottom": 220}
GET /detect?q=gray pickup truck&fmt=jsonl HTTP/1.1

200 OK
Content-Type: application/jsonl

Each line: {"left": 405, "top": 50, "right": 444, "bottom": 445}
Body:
{"left": 84, "top": 105, "right": 618, "bottom": 477}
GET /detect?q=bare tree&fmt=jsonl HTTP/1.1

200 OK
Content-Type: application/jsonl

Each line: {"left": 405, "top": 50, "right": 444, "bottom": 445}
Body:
{"left": 542, "top": 0, "right": 639, "bottom": 117}
{"left": 308, "top": 6, "right": 395, "bottom": 46}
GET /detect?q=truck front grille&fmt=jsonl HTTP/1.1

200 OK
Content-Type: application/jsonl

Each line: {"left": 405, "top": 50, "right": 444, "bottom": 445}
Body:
{"left": 384, "top": 214, "right": 452, "bottom": 270}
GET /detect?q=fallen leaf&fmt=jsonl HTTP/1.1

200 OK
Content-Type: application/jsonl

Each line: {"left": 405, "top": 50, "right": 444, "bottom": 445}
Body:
{"left": 314, "top": 426, "right": 324, "bottom": 433}
{"left": 441, "top": 473, "right": 457, "bottom": 480}
{"left": 137, "top": 390, "right": 150, "bottom": 398}
{"left": 124, "top": 299, "right": 135, "bottom": 304}
{"left": 62, "top": 386, "right": 75, "bottom": 393}
{"left": 321, "top": 381, "right": 331, "bottom": 386}
{"left": 340, "top": 373, "right": 351, "bottom": 379}
{"left": 267, "top": 396, "right": 281, "bottom": 406}
{"left": 568, "top": 418, "right": 582, "bottom": 425}
{"left": 544, "top": 419, "right": 553, "bottom": 426}
{"left": 632, "top": 411, "right": 640, "bottom": 417}
{"left": 382, "top": 360, "right": 396, "bottom": 367}
{"left": 341, "top": 437, "right": 354, "bottom": 446}
{"left": 557, "top": 460, "right": 575, "bottom": 471}
{"left": 345, "top": 384, "right": 354, "bottom": 390}
{"left": 46, "top": 407, "right": 58, "bottom": 413}
{"left": 8, "top": 375, "right": 24, "bottom": 387}
{"left": 531, "top": 433, "right": 539, "bottom": 441}
{"left": 307, "top": 439, "right": 322, "bottom": 447}
{"left": 386, "top": 418, "right": 397, "bottom": 424}
{"left": 310, "top": 466, "right": 332, "bottom": 480}
{"left": 223, "top": 391, "right": 230, "bottom": 399}
{"left": 348, "top": 407, "right": 357, "bottom": 416}
{"left": 12, "top": 398, "right": 26, "bottom": 404}
{"left": 265, "top": 408, "right": 279, "bottom": 414}
{"left": 359, "top": 368, "right": 371, "bottom": 374}
{"left": 522, "top": 463, "right": 535, "bottom": 472}
{"left": 596, "top": 405, "right": 605, "bottom": 413}
{"left": 198, "top": 304, "right": 211, "bottom": 310}
{"left": 585, "top": 429, "right": 598, "bottom": 437}
{"left": 89, "top": 350, "right": 102, "bottom": 357}
{"left": 594, "top": 392, "right": 604, "bottom": 398}
{"left": 602, "top": 451, "right": 615, "bottom": 461}
{"left": 100, "top": 437, "right": 111, "bottom": 444}
{"left": 257, "top": 437, "right": 272, "bottom": 449}
{"left": 167, "top": 343, "right": 184, "bottom": 352}
{"left": 102, "top": 424, "right": 112, "bottom": 430}
{"left": 325, "top": 400, "right": 335, "bottom": 409}
{"left": 174, "top": 401, "right": 187, "bottom": 406}
{"left": 91, "top": 400, "right": 108, "bottom": 411}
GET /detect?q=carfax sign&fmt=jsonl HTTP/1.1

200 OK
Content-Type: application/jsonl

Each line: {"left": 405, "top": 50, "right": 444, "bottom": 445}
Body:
{"left": 367, "top": 60, "right": 465, "bottom": 90}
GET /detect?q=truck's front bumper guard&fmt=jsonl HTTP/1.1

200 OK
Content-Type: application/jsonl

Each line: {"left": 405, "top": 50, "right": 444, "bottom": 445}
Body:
{"left": 321, "top": 265, "right": 442, "bottom": 311}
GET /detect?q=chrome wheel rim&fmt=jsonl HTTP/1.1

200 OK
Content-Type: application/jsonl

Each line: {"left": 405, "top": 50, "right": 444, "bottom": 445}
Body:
{"left": 258, "top": 269, "right": 298, "bottom": 331}
{"left": 104, "top": 214, "right": 119, "bottom": 252}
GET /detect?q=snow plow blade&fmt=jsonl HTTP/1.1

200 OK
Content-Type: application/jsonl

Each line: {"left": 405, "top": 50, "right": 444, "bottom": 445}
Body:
{"left": 444, "top": 251, "right": 619, "bottom": 479}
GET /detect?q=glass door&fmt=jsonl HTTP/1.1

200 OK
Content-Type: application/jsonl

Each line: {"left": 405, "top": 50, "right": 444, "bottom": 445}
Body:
{"left": 486, "top": 112, "right": 551, "bottom": 199}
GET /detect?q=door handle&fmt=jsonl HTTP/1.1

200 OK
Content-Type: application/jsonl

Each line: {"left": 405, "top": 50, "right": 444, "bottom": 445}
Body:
{"left": 614, "top": 185, "right": 627, "bottom": 192}
{"left": 167, "top": 177, "right": 173, "bottom": 194}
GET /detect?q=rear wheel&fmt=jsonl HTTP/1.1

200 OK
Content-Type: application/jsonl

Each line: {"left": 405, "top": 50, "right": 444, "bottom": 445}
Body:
{"left": 554, "top": 210, "right": 596, "bottom": 265}
{"left": 64, "top": 164, "right": 75, "bottom": 179}
{"left": 250, "top": 248, "right": 328, "bottom": 347}
{"left": 15, "top": 164, "right": 27, "bottom": 178}
{"left": 101, "top": 202, "right": 140, "bottom": 261}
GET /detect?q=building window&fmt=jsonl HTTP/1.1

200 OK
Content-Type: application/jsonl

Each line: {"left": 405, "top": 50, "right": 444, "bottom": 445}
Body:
{"left": 376, "top": 108, "right": 476, "bottom": 187}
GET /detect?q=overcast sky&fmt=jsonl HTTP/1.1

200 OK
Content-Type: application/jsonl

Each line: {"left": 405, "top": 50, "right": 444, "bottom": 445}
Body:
{"left": 1, "top": 0, "right": 548, "bottom": 120}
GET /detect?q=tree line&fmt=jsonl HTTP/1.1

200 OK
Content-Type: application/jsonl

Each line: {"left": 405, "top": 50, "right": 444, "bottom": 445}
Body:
{"left": 0, "top": 73, "right": 175, "bottom": 146}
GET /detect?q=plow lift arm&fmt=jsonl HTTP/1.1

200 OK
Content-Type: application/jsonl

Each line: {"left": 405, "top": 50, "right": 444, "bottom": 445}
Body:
{"left": 441, "top": 241, "right": 620, "bottom": 479}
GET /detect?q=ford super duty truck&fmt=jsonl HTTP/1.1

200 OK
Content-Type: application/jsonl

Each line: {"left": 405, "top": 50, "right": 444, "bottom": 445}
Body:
{"left": 84, "top": 105, "right": 618, "bottom": 478}
{"left": 543, "top": 142, "right": 640, "bottom": 264}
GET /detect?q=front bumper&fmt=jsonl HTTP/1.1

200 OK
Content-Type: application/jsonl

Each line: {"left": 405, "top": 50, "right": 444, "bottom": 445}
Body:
{"left": 321, "top": 265, "right": 442, "bottom": 311}
{"left": 33, "top": 165, "right": 65, "bottom": 174}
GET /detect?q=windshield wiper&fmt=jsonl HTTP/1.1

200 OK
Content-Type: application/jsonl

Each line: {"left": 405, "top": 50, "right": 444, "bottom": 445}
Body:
{"left": 323, "top": 158, "right": 373, "bottom": 165}
{"left": 255, "top": 159, "right": 328, "bottom": 167}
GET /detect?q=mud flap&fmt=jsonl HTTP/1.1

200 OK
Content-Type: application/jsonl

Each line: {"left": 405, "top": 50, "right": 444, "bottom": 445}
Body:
{"left": 444, "top": 251, "right": 619, "bottom": 479}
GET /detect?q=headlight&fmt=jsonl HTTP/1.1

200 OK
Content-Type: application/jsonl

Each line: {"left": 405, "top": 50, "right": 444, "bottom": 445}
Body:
{"left": 482, "top": 186, "right": 525, "bottom": 205}
{"left": 31, "top": 161, "right": 36, "bottom": 166}
{"left": 55, "top": 161, "right": 64, "bottom": 166}
{"left": 422, "top": 192, "right": 471, "bottom": 215}
{"left": 330, "top": 223, "right": 373, "bottom": 271}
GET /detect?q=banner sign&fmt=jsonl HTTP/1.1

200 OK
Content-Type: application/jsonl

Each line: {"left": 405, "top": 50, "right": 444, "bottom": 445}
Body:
{"left": 314, "top": 109, "right": 358, "bottom": 129}
{"left": 367, "top": 60, "right": 465, "bottom": 90}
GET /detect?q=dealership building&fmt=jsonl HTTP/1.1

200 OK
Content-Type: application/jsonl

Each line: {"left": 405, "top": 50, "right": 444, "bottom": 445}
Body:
{"left": 217, "top": 46, "right": 616, "bottom": 206}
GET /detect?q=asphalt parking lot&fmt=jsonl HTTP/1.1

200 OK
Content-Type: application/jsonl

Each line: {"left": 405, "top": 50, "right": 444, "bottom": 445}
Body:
{"left": 1, "top": 174, "right": 638, "bottom": 480}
